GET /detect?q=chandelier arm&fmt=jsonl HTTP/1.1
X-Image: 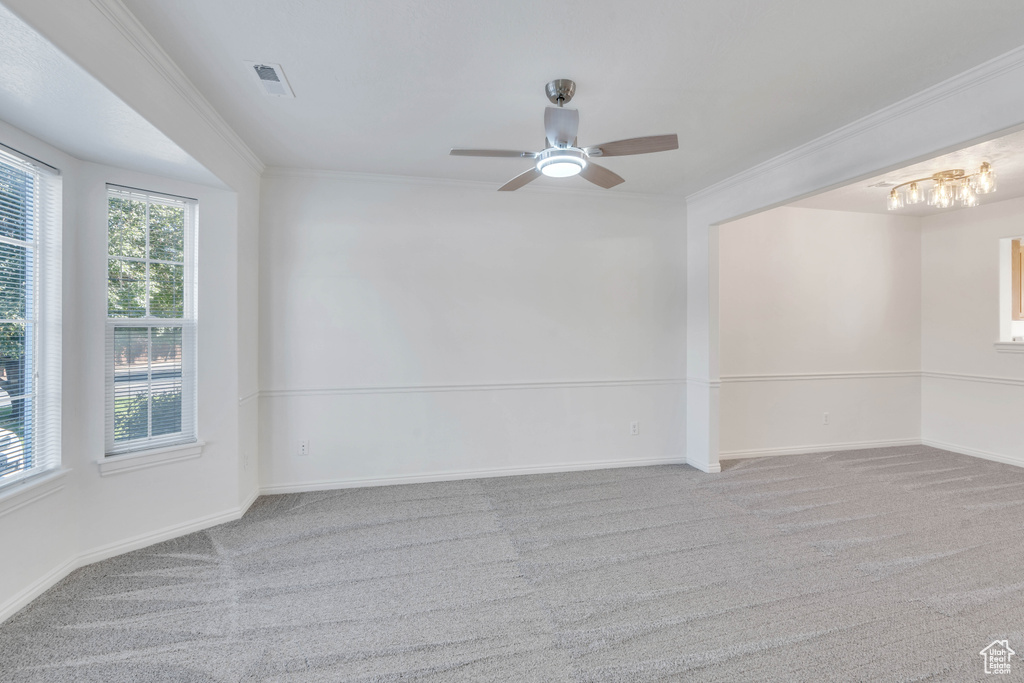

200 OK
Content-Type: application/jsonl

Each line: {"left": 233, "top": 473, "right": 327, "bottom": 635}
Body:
{"left": 892, "top": 176, "right": 943, "bottom": 191}
{"left": 892, "top": 173, "right": 982, "bottom": 192}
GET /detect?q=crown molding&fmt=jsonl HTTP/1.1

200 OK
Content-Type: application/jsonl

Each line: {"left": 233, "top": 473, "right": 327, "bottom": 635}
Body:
{"left": 89, "top": 0, "right": 265, "bottom": 176}
{"left": 262, "top": 166, "right": 685, "bottom": 204}
{"left": 685, "top": 44, "right": 1024, "bottom": 205}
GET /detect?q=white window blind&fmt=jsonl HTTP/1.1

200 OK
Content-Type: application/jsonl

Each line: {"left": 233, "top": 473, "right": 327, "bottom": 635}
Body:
{"left": 105, "top": 186, "right": 197, "bottom": 456}
{"left": 0, "top": 144, "right": 61, "bottom": 488}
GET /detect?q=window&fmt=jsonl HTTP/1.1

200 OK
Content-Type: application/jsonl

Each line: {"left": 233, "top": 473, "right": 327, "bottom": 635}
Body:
{"left": 998, "top": 236, "right": 1024, "bottom": 347}
{"left": 1013, "top": 238, "right": 1023, "bottom": 323}
{"left": 105, "top": 186, "right": 197, "bottom": 456}
{"left": 0, "top": 145, "right": 61, "bottom": 487}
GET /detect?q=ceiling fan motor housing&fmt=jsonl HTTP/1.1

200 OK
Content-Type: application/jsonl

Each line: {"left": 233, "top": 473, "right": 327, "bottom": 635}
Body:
{"left": 536, "top": 147, "right": 586, "bottom": 177}
{"left": 545, "top": 79, "right": 576, "bottom": 106}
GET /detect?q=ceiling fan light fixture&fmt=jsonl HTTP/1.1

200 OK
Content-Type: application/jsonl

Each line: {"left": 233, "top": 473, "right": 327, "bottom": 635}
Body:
{"left": 448, "top": 80, "right": 679, "bottom": 191}
{"left": 536, "top": 148, "right": 586, "bottom": 177}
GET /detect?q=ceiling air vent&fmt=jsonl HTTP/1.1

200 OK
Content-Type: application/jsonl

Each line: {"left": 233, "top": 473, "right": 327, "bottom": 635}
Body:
{"left": 245, "top": 61, "right": 294, "bottom": 98}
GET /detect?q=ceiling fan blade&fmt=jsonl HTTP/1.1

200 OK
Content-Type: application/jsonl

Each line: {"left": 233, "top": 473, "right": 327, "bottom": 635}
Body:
{"left": 579, "top": 162, "right": 625, "bottom": 189}
{"left": 585, "top": 134, "right": 678, "bottom": 157}
{"left": 498, "top": 167, "right": 542, "bottom": 191}
{"left": 544, "top": 106, "right": 579, "bottom": 147}
{"left": 450, "top": 149, "right": 536, "bottom": 158}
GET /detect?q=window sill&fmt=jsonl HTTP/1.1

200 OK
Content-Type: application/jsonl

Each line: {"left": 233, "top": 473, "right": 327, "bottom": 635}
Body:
{"left": 0, "top": 468, "right": 69, "bottom": 519}
{"left": 98, "top": 441, "right": 205, "bottom": 477}
{"left": 995, "top": 342, "right": 1024, "bottom": 354}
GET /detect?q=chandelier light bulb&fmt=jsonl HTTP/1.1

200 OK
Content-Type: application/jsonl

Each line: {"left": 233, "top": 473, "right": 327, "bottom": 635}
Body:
{"left": 939, "top": 180, "right": 953, "bottom": 208}
{"left": 929, "top": 178, "right": 950, "bottom": 208}
{"left": 961, "top": 184, "right": 978, "bottom": 207}
{"left": 907, "top": 182, "right": 922, "bottom": 204}
{"left": 887, "top": 188, "right": 902, "bottom": 211}
{"left": 976, "top": 162, "right": 996, "bottom": 194}
{"left": 957, "top": 177, "right": 973, "bottom": 202}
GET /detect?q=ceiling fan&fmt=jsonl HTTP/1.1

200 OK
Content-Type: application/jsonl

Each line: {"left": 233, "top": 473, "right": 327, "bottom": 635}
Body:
{"left": 450, "top": 79, "right": 679, "bottom": 191}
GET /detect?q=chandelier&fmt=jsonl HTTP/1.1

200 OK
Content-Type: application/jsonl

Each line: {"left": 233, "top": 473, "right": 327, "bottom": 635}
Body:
{"left": 887, "top": 162, "right": 996, "bottom": 210}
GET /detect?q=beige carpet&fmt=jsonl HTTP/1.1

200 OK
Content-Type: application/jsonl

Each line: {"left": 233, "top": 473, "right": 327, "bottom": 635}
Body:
{"left": 2, "top": 445, "right": 1024, "bottom": 681}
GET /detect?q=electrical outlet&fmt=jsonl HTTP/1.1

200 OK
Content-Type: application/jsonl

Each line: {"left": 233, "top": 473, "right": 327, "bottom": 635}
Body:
{"left": 630, "top": 420, "right": 640, "bottom": 436}
{"left": 298, "top": 439, "right": 310, "bottom": 456}
{"left": 823, "top": 412, "right": 829, "bottom": 426}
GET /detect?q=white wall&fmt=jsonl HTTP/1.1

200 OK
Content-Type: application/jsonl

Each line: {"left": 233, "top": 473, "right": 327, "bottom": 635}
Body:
{"left": 4, "top": 0, "right": 1024, "bottom": 632}
{"left": 0, "top": 0, "right": 263, "bottom": 622}
{"left": 237, "top": 182, "right": 260, "bottom": 502}
{"left": 921, "top": 195, "right": 1024, "bottom": 465}
{"left": 1, "top": 0, "right": 264, "bottom": 510}
{"left": 0, "top": 116, "right": 257, "bottom": 621}
{"left": 74, "top": 162, "right": 244, "bottom": 550}
{"left": 0, "top": 121, "right": 82, "bottom": 623}
{"left": 719, "top": 206, "right": 922, "bottom": 457}
{"left": 259, "top": 172, "right": 687, "bottom": 490}
{"left": 686, "top": 46, "right": 1024, "bottom": 471}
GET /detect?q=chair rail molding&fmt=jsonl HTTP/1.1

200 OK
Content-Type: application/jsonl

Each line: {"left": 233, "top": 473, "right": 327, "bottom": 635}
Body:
{"left": 258, "top": 377, "right": 688, "bottom": 399}
{"left": 720, "top": 370, "right": 919, "bottom": 383}
{"left": 922, "top": 370, "right": 1024, "bottom": 387}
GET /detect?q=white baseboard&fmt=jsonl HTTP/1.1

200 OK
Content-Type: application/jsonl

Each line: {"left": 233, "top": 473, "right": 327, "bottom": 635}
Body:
{"left": 921, "top": 438, "right": 1024, "bottom": 469}
{"left": 686, "top": 456, "right": 721, "bottom": 473}
{"left": 238, "top": 485, "right": 260, "bottom": 516}
{"left": 0, "top": 491, "right": 259, "bottom": 625}
{"left": 259, "top": 456, "right": 688, "bottom": 495}
{"left": 719, "top": 438, "right": 921, "bottom": 461}
{"left": 76, "top": 493, "right": 259, "bottom": 567}
{"left": 0, "top": 556, "right": 78, "bottom": 626}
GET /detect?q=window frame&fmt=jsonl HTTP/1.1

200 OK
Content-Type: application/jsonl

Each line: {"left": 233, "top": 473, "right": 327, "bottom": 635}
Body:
{"left": 104, "top": 185, "right": 198, "bottom": 457}
{"left": 1012, "top": 238, "right": 1023, "bottom": 322}
{"left": 0, "top": 143, "right": 61, "bottom": 490}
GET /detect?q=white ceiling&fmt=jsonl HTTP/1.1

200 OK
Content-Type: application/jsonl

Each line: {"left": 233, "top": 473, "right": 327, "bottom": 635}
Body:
{"left": 116, "top": 0, "right": 1024, "bottom": 196}
{"left": 793, "top": 127, "right": 1024, "bottom": 216}
{"left": 0, "top": 5, "right": 220, "bottom": 187}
